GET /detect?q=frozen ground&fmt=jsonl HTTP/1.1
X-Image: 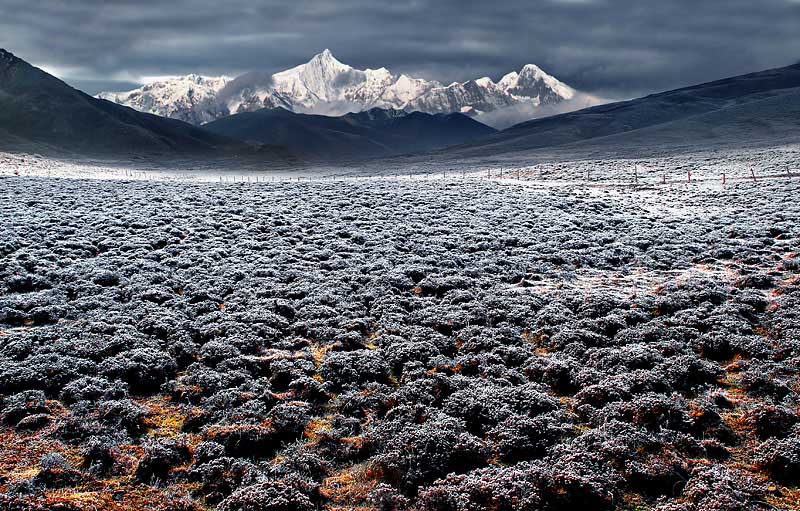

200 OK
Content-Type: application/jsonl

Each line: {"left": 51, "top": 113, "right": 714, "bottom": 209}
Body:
{"left": 1, "top": 148, "right": 799, "bottom": 510}
{"left": 2, "top": 143, "right": 798, "bottom": 184}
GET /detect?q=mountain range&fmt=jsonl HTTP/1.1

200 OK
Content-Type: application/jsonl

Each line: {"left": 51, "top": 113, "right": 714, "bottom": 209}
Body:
{"left": 440, "top": 61, "right": 800, "bottom": 161}
{"left": 0, "top": 49, "right": 274, "bottom": 158}
{"left": 97, "top": 50, "right": 576, "bottom": 128}
{"left": 2, "top": 47, "right": 798, "bottom": 163}
{"left": 0, "top": 49, "right": 495, "bottom": 160}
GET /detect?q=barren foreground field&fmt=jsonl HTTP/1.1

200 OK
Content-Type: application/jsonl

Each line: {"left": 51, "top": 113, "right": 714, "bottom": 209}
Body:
{"left": 1, "top": 161, "right": 799, "bottom": 510}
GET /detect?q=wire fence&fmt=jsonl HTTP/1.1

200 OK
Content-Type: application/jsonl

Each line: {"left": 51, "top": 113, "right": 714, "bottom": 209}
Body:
{"left": 1, "top": 156, "right": 797, "bottom": 189}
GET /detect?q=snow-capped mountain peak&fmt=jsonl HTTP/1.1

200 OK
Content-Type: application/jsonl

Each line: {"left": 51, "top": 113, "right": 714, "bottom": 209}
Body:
{"left": 97, "top": 52, "right": 578, "bottom": 128}
{"left": 97, "top": 74, "right": 230, "bottom": 125}
{"left": 498, "top": 71, "right": 519, "bottom": 89}
{"left": 501, "top": 64, "right": 575, "bottom": 101}
{"left": 313, "top": 48, "right": 341, "bottom": 65}
{"left": 277, "top": 49, "right": 352, "bottom": 82}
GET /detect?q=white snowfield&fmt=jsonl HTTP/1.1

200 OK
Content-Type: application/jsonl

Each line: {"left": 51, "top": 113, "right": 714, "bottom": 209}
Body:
{"left": 96, "top": 50, "right": 577, "bottom": 128}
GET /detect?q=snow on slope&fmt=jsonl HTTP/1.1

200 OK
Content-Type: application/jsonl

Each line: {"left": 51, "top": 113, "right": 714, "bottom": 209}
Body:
{"left": 222, "top": 50, "right": 442, "bottom": 117}
{"left": 98, "top": 50, "right": 577, "bottom": 127}
{"left": 97, "top": 74, "right": 230, "bottom": 125}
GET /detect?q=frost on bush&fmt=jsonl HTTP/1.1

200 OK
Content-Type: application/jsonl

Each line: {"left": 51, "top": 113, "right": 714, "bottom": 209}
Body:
{"left": 371, "top": 408, "right": 489, "bottom": 494}
{"left": 100, "top": 348, "right": 177, "bottom": 392}
{"left": 2, "top": 390, "right": 49, "bottom": 426}
{"left": 320, "top": 349, "right": 390, "bottom": 389}
{"left": 442, "top": 381, "right": 558, "bottom": 435}
{"left": 487, "top": 412, "right": 572, "bottom": 462}
{"left": 659, "top": 464, "right": 767, "bottom": 511}
{"left": 188, "top": 457, "right": 258, "bottom": 504}
{"left": 217, "top": 480, "right": 315, "bottom": 511}
{"left": 33, "top": 453, "right": 83, "bottom": 489}
{"left": 135, "top": 439, "right": 191, "bottom": 484}
{"left": 60, "top": 376, "right": 128, "bottom": 404}
{"left": 754, "top": 431, "right": 800, "bottom": 485}
{"left": 1, "top": 170, "right": 798, "bottom": 510}
{"left": 418, "top": 452, "right": 619, "bottom": 511}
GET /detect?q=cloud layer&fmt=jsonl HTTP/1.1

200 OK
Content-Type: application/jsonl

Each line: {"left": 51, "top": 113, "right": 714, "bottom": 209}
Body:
{"left": 1, "top": 0, "right": 798, "bottom": 97}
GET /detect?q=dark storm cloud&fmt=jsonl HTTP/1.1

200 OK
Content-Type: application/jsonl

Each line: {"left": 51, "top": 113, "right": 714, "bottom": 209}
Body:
{"left": 1, "top": 0, "right": 798, "bottom": 97}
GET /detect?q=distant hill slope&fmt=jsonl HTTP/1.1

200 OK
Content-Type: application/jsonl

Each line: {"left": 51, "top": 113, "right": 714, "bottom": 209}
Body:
{"left": 204, "top": 107, "right": 497, "bottom": 161}
{"left": 444, "top": 62, "right": 800, "bottom": 159}
{"left": 0, "top": 49, "right": 280, "bottom": 158}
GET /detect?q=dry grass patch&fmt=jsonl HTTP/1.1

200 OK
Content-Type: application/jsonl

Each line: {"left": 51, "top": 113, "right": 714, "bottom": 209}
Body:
{"left": 320, "top": 462, "right": 379, "bottom": 507}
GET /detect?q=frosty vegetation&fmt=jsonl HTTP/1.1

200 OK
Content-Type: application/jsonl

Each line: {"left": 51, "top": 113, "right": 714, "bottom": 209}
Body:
{"left": 0, "top": 162, "right": 799, "bottom": 510}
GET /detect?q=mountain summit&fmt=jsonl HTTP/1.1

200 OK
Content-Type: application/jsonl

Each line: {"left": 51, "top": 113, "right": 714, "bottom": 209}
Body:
{"left": 98, "top": 50, "right": 576, "bottom": 128}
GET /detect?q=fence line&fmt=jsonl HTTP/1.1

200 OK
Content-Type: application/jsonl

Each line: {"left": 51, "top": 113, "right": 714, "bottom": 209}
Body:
{"left": 2, "top": 161, "right": 797, "bottom": 188}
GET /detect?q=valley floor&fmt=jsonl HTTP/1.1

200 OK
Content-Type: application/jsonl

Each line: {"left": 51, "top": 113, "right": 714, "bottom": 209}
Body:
{"left": 1, "top": 148, "right": 799, "bottom": 510}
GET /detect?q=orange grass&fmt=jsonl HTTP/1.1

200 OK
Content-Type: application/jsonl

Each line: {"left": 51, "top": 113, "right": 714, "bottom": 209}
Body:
{"left": 320, "top": 462, "right": 379, "bottom": 506}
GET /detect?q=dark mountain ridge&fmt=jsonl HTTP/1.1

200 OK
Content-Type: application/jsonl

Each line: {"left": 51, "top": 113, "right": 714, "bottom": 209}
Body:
{"left": 442, "top": 62, "right": 800, "bottom": 160}
{"left": 203, "top": 106, "right": 496, "bottom": 161}
{"left": 0, "top": 49, "right": 287, "bottom": 159}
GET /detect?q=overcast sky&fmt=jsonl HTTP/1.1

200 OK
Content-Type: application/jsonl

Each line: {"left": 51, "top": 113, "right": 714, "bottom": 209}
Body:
{"left": 1, "top": 0, "right": 798, "bottom": 97}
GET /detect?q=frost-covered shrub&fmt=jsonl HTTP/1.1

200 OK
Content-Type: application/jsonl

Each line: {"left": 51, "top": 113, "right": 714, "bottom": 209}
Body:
{"left": 96, "top": 399, "right": 148, "bottom": 437}
{"left": 487, "top": 412, "right": 572, "bottom": 462}
{"left": 418, "top": 452, "right": 619, "bottom": 511}
{"left": 92, "top": 270, "right": 120, "bottom": 286}
{"left": 2, "top": 390, "right": 48, "bottom": 425}
{"left": 269, "top": 402, "right": 313, "bottom": 440}
{"left": 82, "top": 436, "right": 119, "bottom": 475}
{"left": 6, "top": 274, "right": 52, "bottom": 293}
{"left": 659, "top": 355, "right": 722, "bottom": 391}
{"left": 417, "top": 464, "right": 547, "bottom": 511}
{"left": 739, "top": 361, "right": 797, "bottom": 400}
{"left": 217, "top": 480, "right": 315, "bottom": 511}
{"left": 200, "top": 340, "right": 242, "bottom": 366}
{"left": 33, "top": 453, "right": 83, "bottom": 489}
{"left": 668, "top": 464, "right": 766, "bottom": 511}
{"left": 746, "top": 404, "right": 798, "bottom": 439}
{"left": 135, "top": 439, "right": 191, "bottom": 484}
{"left": 0, "top": 354, "right": 97, "bottom": 393}
{"left": 193, "top": 441, "right": 226, "bottom": 464}
{"left": 442, "top": 382, "right": 557, "bottom": 435}
{"left": 189, "top": 457, "right": 257, "bottom": 504}
{"left": 287, "top": 376, "right": 329, "bottom": 402}
{"left": 320, "top": 350, "right": 390, "bottom": 389}
{"left": 383, "top": 337, "right": 440, "bottom": 373}
{"left": 372, "top": 408, "right": 489, "bottom": 494}
{"left": 60, "top": 376, "right": 128, "bottom": 404}
{"left": 3, "top": 166, "right": 799, "bottom": 510}
{"left": 100, "top": 348, "right": 177, "bottom": 392}
{"left": 369, "top": 483, "right": 410, "bottom": 511}
{"left": 755, "top": 432, "right": 800, "bottom": 485}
